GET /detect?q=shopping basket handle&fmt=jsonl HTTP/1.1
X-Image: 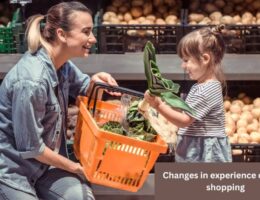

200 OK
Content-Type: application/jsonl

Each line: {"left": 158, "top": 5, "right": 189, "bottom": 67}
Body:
{"left": 87, "top": 82, "right": 144, "bottom": 116}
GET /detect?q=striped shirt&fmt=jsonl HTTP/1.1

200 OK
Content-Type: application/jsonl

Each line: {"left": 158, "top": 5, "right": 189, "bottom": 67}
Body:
{"left": 178, "top": 81, "right": 226, "bottom": 137}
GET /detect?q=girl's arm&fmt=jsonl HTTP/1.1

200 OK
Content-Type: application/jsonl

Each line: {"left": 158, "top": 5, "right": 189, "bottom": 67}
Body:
{"left": 143, "top": 91, "right": 195, "bottom": 128}
{"left": 35, "top": 146, "right": 84, "bottom": 176}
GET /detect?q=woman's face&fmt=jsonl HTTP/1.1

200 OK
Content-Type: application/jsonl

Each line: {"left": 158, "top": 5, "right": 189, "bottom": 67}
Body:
{"left": 181, "top": 56, "right": 208, "bottom": 82}
{"left": 64, "top": 11, "right": 96, "bottom": 58}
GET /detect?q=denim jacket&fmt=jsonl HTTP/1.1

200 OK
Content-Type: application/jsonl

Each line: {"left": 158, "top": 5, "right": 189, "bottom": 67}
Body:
{"left": 0, "top": 48, "right": 90, "bottom": 195}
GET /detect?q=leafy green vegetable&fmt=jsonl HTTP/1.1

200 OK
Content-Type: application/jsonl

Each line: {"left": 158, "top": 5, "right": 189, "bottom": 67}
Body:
{"left": 143, "top": 41, "right": 195, "bottom": 115}
{"left": 100, "top": 101, "right": 157, "bottom": 142}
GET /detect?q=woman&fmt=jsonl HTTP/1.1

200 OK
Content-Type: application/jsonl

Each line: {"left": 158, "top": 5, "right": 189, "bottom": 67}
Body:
{"left": 0, "top": 2, "right": 116, "bottom": 199}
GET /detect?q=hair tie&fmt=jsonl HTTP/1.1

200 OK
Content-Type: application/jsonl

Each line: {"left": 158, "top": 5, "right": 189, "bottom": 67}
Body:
{"left": 211, "top": 24, "right": 225, "bottom": 34}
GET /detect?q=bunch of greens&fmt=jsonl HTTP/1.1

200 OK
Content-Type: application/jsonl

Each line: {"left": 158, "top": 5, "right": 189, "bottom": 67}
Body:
{"left": 142, "top": 41, "right": 194, "bottom": 115}
{"left": 100, "top": 101, "right": 157, "bottom": 142}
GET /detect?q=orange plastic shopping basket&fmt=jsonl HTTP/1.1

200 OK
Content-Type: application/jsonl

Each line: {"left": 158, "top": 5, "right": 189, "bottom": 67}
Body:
{"left": 74, "top": 82, "right": 168, "bottom": 192}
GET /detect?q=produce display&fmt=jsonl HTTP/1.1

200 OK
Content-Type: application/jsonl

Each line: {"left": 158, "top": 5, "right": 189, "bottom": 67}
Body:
{"left": 102, "top": 0, "right": 181, "bottom": 25}
{"left": 188, "top": 0, "right": 260, "bottom": 24}
{"left": 225, "top": 94, "right": 260, "bottom": 144}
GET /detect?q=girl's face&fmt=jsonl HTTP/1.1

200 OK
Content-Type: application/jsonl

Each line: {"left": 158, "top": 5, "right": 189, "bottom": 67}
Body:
{"left": 181, "top": 56, "right": 208, "bottom": 83}
{"left": 63, "top": 11, "right": 96, "bottom": 58}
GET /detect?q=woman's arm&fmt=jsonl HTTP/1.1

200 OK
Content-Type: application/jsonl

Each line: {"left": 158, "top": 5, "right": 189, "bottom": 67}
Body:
{"left": 35, "top": 146, "right": 84, "bottom": 176}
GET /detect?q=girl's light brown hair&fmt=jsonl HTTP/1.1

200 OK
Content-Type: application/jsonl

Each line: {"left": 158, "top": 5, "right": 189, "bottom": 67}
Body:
{"left": 177, "top": 25, "right": 226, "bottom": 92}
{"left": 25, "top": 1, "right": 92, "bottom": 54}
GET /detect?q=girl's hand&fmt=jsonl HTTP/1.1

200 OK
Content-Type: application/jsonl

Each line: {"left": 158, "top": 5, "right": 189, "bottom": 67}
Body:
{"left": 144, "top": 90, "right": 162, "bottom": 109}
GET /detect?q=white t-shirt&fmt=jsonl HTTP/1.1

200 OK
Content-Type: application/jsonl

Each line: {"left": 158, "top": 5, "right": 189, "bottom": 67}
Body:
{"left": 178, "top": 81, "right": 226, "bottom": 137}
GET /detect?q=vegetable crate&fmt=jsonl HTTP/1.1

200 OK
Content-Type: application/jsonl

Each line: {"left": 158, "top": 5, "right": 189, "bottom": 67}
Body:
{"left": 0, "top": 27, "right": 16, "bottom": 53}
{"left": 74, "top": 83, "right": 167, "bottom": 192}
{"left": 183, "top": 25, "right": 260, "bottom": 54}
{"left": 0, "top": 8, "right": 27, "bottom": 54}
{"left": 97, "top": 24, "right": 183, "bottom": 54}
{"left": 232, "top": 144, "right": 260, "bottom": 162}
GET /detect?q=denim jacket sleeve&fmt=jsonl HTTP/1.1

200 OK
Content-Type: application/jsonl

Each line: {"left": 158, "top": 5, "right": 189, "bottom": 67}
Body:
{"left": 67, "top": 61, "right": 90, "bottom": 98}
{"left": 12, "top": 79, "right": 48, "bottom": 159}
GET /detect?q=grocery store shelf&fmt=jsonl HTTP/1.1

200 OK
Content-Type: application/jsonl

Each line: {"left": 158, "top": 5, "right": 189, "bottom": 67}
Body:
{"left": 0, "top": 53, "right": 260, "bottom": 80}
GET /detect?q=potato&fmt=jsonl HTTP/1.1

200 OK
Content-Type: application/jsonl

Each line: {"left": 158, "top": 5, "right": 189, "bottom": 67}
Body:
{"left": 240, "top": 111, "right": 254, "bottom": 123}
{"left": 247, "top": 123, "right": 258, "bottom": 133}
{"left": 224, "top": 100, "right": 231, "bottom": 111}
{"left": 215, "top": 0, "right": 226, "bottom": 9}
{"left": 242, "top": 12, "right": 254, "bottom": 24}
{"left": 242, "top": 105, "right": 253, "bottom": 112}
{"left": 137, "top": 16, "right": 146, "bottom": 23}
{"left": 131, "top": 7, "right": 143, "bottom": 18}
{"left": 257, "top": 12, "right": 260, "bottom": 19}
{"left": 189, "top": 1, "right": 199, "bottom": 11}
{"left": 146, "top": 15, "right": 156, "bottom": 22}
{"left": 230, "top": 104, "right": 242, "bottom": 114}
{"left": 233, "top": 15, "right": 241, "bottom": 23}
{"left": 124, "top": 12, "right": 133, "bottom": 22}
{"left": 112, "top": 0, "right": 123, "bottom": 7}
{"left": 253, "top": 98, "right": 260, "bottom": 107}
{"left": 155, "top": 18, "right": 166, "bottom": 25}
{"left": 128, "top": 19, "right": 139, "bottom": 24}
{"left": 165, "top": 15, "right": 177, "bottom": 23}
{"left": 238, "top": 133, "right": 251, "bottom": 143}
{"left": 117, "top": 14, "right": 124, "bottom": 21}
{"left": 204, "top": 3, "right": 218, "bottom": 14}
{"left": 232, "top": 149, "right": 242, "bottom": 155}
{"left": 237, "top": 119, "right": 248, "bottom": 129}
{"left": 209, "top": 11, "right": 222, "bottom": 21}
{"left": 158, "top": 5, "right": 168, "bottom": 14}
{"left": 220, "top": 15, "right": 234, "bottom": 24}
{"left": 143, "top": 3, "right": 153, "bottom": 16}
{"left": 223, "top": 6, "right": 233, "bottom": 15}
{"left": 110, "top": 17, "right": 120, "bottom": 24}
{"left": 231, "top": 113, "right": 240, "bottom": 122}
{"left": 237, "top": 127, "right": 248, "bottom": 134}
{"left": 132, "top": 0, "right": 144, "bottom": 7}
{"left": 252, "top": 1, "right": 260, "bottom": 10}
{"left": 118, "top": 6, "right": 129, "bottom": 14}
{"left": 252, "top": 108, "right": 260, "bottom": 119}
{"left": 233, "top": 99, "right": 244, "bottom": 107}
{"left": 250, "top": 132, "right": 260, "bottom": 143}
{"left": 106, "top": 5, "right": 117, "bottom": 13}
{"left": 153, "top": 0, "right": 163, "bottom": 7}
{"left": 103, "top": 11, "right": 116, "bottom": 21}
{"left": 189, "top": 13, "right": 205, "bottom": 23}
{"left": 127, "top": 30, "right": 137, "bottom": 36}
{"left": 198, "top": 17, "right": 211, "bottom": 25}
{"left": 242, "top": 96, "right": 252, "bottom": 104}
{"left": 189, "top": 21, "right": 197, "bottom": 25}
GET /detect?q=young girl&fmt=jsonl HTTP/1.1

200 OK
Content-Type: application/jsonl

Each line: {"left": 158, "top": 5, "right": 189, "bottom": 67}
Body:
{"left": 0, "top": 2, "right": 118, "bottom": 200}
{"left": 143, "top": 25, "right": 232, "bottom": 163}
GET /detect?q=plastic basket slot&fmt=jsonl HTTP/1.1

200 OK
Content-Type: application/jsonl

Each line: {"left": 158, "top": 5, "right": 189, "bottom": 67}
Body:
{"left": 94, "top": 171, "right": 140, "bottom": 187}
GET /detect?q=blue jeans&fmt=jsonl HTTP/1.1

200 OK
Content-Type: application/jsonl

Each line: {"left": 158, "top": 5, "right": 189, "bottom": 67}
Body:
{"left": 0, "top": 168, "right": 95, "bottom": 200}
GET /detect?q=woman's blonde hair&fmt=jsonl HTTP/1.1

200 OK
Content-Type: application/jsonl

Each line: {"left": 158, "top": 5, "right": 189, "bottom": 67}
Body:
{"left": 177, "top": 25, "right": 227, "bottom": 92}
{"left": 25, "top": 2, "right": 92, "bottom": 54}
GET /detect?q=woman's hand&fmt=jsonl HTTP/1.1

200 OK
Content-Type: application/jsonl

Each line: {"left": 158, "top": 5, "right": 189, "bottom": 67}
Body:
{"left": 88, "top": 72, "right": 120, "bottom": 96}
{"left": 91, "top": 72, "right": 118, "bottom": 86}
{"left": 144, "top": 90, "right": 163, "bottom": 109}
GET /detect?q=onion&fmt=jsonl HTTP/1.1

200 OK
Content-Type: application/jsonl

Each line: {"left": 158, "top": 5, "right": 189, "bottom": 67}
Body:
{"left": 224, "top": 100, "right": 231, "bottom": 111}
{"left": 230, "top": 104, "right": 242, "bottom": 114}
{"left": 236, "top": 119, "right": 247, "bottom": 129}
{"left": 250, "top": 132, "right": 260, "bottom": 143}
{"left": 253, "top": 98, "right": 260, "bottom": 108}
